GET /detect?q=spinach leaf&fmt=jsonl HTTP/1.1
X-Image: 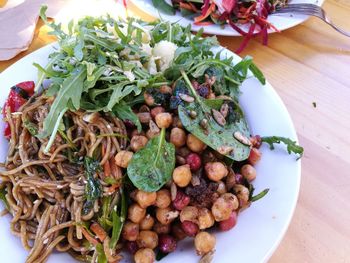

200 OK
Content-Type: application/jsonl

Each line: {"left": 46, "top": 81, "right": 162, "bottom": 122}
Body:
{"left": 178, "top": 70, "right": 251, "bottom": 161}
{"left": 152, "top": 0, "right": 175, "bottom": 15}
{"left": 0, "top": 188, "right": 9, "bottom": 211}
{"left": 261, "top": 136, "right": 304, "bottom": 159}
{"left": 127, "top": 128, "right": 175, "bottom": 192}
{"left": 112, "top": 102, "right": 142, "bottom": 132}
{"left": 84, "top": 157, "right": 102, "bottom": 203}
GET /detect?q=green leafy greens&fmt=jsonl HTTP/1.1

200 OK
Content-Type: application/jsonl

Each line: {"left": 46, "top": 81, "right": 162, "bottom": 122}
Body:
{"left": 262, "top": 136, "right": 304, "bottom": 159}
{"left": 0, "top": 188, "right": 9, "bottom": 211}
{"left": 84, "top": 157, "right": 102, "bottom": 207}
{"left": 127, "top": 128, "right": 176, "bottom": 192}
{"left": 178, "top": 70, "right": 251, "bottom": 161}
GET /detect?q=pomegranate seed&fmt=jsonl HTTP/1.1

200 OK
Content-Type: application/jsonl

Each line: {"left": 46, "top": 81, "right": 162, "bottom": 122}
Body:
{"left": 186, "top": 153, "right": 201, "bottom": 171}
{"left": 219, "top": 211, "right": 238, "bottom": 231}
{"left": 158, "top": 234, "right": 177, "bottom": 253}
{"left": 173, "top": 190, "right": 190, "bottom": 210}
{"left": 181, "top": 221, "right": 199, "bottom": 237}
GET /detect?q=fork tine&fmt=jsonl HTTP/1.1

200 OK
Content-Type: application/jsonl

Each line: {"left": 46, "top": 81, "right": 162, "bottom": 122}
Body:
{"left": 274, "top": 4, "right": 322, "bottom": 15}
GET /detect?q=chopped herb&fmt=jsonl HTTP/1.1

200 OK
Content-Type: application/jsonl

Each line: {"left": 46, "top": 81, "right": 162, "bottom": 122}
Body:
{"left": 250, "top": 188, "right": 269, "bottom": 202}
{"left": 23, "top": 120, "right": 38, "bottom": 136}
{"left": 0, "top": 188, "right": 10, "bottom": 211}
{"left": 261, "top": 136, "right": 304, "bottom": 159}
{"left": 84, "top": 157, "right": 102, "bottom": 205}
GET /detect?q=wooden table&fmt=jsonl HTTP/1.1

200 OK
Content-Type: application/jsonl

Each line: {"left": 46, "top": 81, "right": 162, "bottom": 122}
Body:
{"left": 1, "top": 0, "right": 349, "bottom": 262}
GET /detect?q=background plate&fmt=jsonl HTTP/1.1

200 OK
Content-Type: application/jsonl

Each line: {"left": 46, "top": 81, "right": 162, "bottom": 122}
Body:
{"left": 129, "top": 0, "right": 324, "bottom": 36}
{"left": 0, "top": 44, "right": 301, "bottom": 263}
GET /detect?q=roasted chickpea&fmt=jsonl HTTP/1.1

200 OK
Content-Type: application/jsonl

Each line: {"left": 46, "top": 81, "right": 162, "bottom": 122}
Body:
{"left": 159, "top": 85, "right": 172, "bottom": 94}
{"left": 156, "top": 207, "right": 179, "bottom": 225}
{"left": 155, "top": 189, "right": 171, "bottom": 208}
{"left": 135, "top": 190, "right": 157, "bottom": 208}
{"left": 122, "top": 221, "right": 139, "bottom": 241}
{"left": 130, "top": 135, "right": 148, "bottom": 152}
{"left": 144, "top": 92, "right": 155, "bottom": 106}
{"left": 186, "top": 134, "right": 206, "bottom": 153}
{"left": 114, "top": 150, "right": 133, "bottom": 168}
{"left": 170, "top": 128, "right": 187, "bottom": 147}
{"left": 234, "top": 184, "right": 250, "bottom": 203}
{"left": 136, "top": 230, "right": 158, "bottom": 249}
{"left": 205, "top": 162, "right": 228, "bottom": 182}
{"left": 155, "top": 113, "right": 173, "bottom": 129}
{"left": 153, "top": 222, "right": 171, "bottom": 234}
{"left": 128, "top": 204, "right": 146, "bottom": 224}
{"left": 137, "top": 112, "right": 152, "bottom": 124}
{"left": 172, "top": 164, "right": 192, "bottom": 187}
{"left": 180, "top": 206, "right": 198, "bottom": 223}
{"left": 150, "top": 106, "right": 165, "bottom": 119}
{"left": 172, "top": 116, "right": 183, "bottom": 128}
{"left": 211, "top": 193, "right": 238, "bottom": 222}
{"left": 198, "top": 208, "right": 215, "bottom": 229}
{"left": 240, "top": 164, "right": 257, "bottom": 182}
{"left": 134, "top": 248, "right": 155, "bottom": 263}
{"left": 140, "top": 214, "right": 155, "bottom": 230}
{"left": 217, "top": 181, "right": 227, "bottom": 194}
{"left": 194, "top": 232, "right": 216, "bottom": 255}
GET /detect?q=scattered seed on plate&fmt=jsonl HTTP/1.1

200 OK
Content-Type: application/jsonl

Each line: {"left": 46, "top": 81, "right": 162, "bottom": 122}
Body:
{"left": 220, "top": 103, "right": 229, "bottom": 118}
{"left": 200, "top": 119, "right": 208, "bottom": 129}
{"left": 179, "top": 93, "right": 195, "bottom": 103}
{"left": 212, "top": 109, "right": 226, "bottom": 126}
{"left": 217, "top": 145, "right": 234, "bottom": 155}
{"left": 233, "top": 131, "right": 252, "bottom": 146}
{"left": 190, "top": 110, "right": 197, "bottom": 118}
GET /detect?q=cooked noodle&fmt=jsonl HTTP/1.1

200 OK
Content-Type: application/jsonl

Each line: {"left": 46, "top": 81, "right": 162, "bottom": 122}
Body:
{"left": 0, "top": 94, "right": 127, "bottom": 262}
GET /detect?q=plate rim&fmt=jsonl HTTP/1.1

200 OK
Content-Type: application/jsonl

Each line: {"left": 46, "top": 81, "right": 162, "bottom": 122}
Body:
{"left": 129, "top": 0, "right": 325, "bottom": 36}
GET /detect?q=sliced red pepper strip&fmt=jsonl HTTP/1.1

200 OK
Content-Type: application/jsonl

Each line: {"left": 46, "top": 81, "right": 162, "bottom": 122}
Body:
{"left": 195, "top": 2, "right": 216, "bottom": 23}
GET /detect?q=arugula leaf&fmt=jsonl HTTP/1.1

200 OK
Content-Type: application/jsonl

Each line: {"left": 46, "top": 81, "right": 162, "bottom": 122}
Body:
{"left": 112, "top": 102, "right": 142, "bottom": 132}
{"left": 84, "top": 157, "right": 102, "bottom": 203}
{"left": 261, "top": 136, "right": 304, "bottom": 159}
{"left": 39, "top": 66, "right": 86, "bottom": 149}
{"left": 0, "top": 188, "right": 9, "bottom": 211}
{"left": 151, "top": 0, "right": 175, "bottom": 16}
{"left": 127, "top": 128, "right": 175, "bottom": 192}
{"left": 178, "top": 70, "right": 251, "bottom": 161}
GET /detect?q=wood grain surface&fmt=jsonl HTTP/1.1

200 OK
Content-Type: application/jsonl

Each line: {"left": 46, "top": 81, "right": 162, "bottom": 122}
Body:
{"left": 1, "top": 0, "right": 349, "bottom": 262}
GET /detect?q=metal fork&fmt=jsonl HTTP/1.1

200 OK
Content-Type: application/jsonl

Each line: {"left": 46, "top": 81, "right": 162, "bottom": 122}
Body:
{"left": 272, "top": 3, "right": 350, "bottom": 37}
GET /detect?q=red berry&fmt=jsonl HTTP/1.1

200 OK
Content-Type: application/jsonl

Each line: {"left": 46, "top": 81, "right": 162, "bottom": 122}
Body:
{"left": 186, "top": 153, "right": 201, "bottom": 171}
{"left": 248, "top": 148, "right": 262, "bottom": 165}
{"left": 181, "top": 221, "right": 199, "bottom": 237}
{"left": 173, "top": 190, "right": 190, "bottom": 210}
{"left": 158, "top": 234, "right": 177, "bottom": 253}
{"left": 219, "top": 211, "right": 237, "bottom": 231}
{"left": 125, "top": 241, "right": 138, "bottom": 254}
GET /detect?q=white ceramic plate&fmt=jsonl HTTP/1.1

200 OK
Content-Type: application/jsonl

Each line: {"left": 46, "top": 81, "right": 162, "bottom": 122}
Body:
{"left": 0, "top": 44, "right": 301, "bottom": 263}
{"left": 130, "top": 0, "right": 324, "bottom": 36}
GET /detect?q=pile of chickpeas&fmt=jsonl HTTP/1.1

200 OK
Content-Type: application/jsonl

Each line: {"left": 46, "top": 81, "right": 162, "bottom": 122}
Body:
{"left": 114, "top": 85, "right": 262, "bottom": 263}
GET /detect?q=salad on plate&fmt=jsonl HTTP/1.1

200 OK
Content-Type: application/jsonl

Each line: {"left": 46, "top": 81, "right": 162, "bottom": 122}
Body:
{"left": 0, "top": 6, "right": 302, "bottom": 263}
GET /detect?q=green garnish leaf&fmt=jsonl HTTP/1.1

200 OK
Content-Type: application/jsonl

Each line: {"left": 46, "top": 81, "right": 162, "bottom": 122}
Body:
{"left": 262, "top": 136, "right": 304, "bottom": 159}
{"left": 84, "top": 157, "right": 102, "bottom": 203}
{"left": 152, "top": 0, "right": 175, "bottom": 15}
{"left": 250, "top": 188, "right": 269, "bottom": 202}
{"left": 112, "top": 102, "right": 142, "bottom": 132}
{"left": 23, "top": 120, "right": 38, "bottom": 136}
{"left": 96, "top": 243, "right": 107, "bottom": 263}
{"left": 178, "top": 70, "right": 251, "bottom": 161}
{"left": 0, "top": 188, "right": 10, "bottom": 211}
{"left": 127, "top": 128, "right": 175, "bottom": 192}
